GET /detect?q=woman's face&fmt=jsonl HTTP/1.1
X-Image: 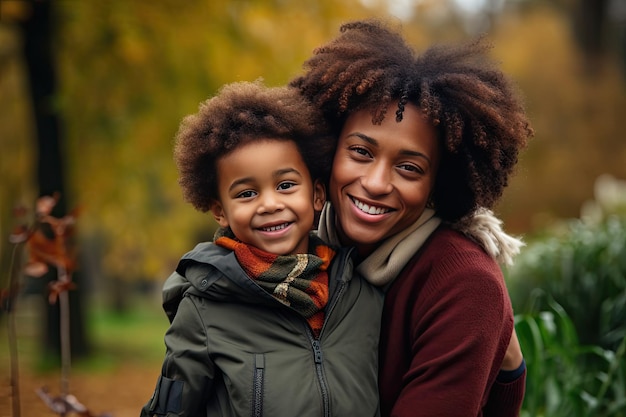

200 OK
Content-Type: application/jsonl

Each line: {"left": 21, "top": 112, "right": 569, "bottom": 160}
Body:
{"left": 329, "top": 102, "right": 440, "bottom": 256}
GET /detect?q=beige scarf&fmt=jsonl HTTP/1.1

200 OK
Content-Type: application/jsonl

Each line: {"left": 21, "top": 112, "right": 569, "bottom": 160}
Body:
{"left": 317, "top": 203, "right": 441, "bottom": 287}
{"left": 317, "top": 202, "right": 523, "bottom": 288}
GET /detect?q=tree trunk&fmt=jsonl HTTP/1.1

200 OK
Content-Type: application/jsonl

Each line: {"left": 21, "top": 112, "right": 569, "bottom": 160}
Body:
{"left": 19, "top": 0, "right": 89, "bottom": 362}
{"left": 575, "top": 0, "right": 609, "bottom": 75}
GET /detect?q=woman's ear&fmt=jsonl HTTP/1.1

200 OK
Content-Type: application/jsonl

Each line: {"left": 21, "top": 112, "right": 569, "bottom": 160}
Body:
{"left": 313, "top": 180, "right": 326, "bottom": 212}
{"left": 209, "top": 200, "right": 230, "bottom": 228}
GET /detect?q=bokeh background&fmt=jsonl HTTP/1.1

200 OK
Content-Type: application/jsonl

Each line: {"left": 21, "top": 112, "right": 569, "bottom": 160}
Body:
{"left": 1, "top": 1, "right": 625, "bottom": 416}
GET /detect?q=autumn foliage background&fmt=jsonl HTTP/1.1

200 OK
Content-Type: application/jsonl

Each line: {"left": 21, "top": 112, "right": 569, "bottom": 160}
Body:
{"left": 0, "top": 0, "right": 625, "bottom": 416}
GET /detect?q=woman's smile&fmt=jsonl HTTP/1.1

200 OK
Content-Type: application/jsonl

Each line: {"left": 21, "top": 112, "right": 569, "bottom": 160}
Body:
{"left": 350, "top": 196, "right": 393, "bottom": 215}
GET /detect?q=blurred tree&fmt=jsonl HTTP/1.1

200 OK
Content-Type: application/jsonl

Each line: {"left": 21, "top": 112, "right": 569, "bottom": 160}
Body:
{"left": 490, "top": 4, "right": 626, "bottom": 232}
{"left": 574, "top": 0, "right": 611, "bottom": 74}
{"left": 534, "top": 0, "right": 625, "bottom": 77}
{"left": 0, "top": 2, "right": 36, "bottom": 304}
{"left": 18, "top": 0, "right": 88, "bottom": 359}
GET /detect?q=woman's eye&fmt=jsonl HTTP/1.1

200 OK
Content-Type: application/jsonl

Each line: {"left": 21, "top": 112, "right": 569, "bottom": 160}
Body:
{"left": 398, "top": 164, "right": 424, "bottom": 174}
{"left": 236, "top": 190, "right": 256, "bottom": 199}
{"left": 349, "top": 146, "right": 371, "bottom": 158}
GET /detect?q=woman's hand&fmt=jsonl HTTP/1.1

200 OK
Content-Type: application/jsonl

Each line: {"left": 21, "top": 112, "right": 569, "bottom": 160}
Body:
{"left": 501, "top": 328, "right": 524, "bottom": 370}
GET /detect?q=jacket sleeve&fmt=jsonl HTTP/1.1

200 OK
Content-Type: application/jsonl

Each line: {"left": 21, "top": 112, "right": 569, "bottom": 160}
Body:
{"left": 141, "top": 295, "right": 214, "bottom": 417}
{"left": 383, "top": 253, "right": 514, "bottom": 417}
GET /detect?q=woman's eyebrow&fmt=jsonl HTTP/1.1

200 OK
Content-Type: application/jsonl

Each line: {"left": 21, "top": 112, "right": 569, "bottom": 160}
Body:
{"left": 347, "top": 132, "right": 377, "bottom": 146}
{"left": 400, "top": 149, "right": 431, "bottom": 164}
{"left": 346, "top": 132, "right": 432, "bottom": 163}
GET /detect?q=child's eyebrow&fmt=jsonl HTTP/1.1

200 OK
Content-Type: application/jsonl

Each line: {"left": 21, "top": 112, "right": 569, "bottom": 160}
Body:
{"left": 228, "top": 177, "right": 254, "bottom": 193}
{"left": 227, "top": 168, "right": 304, "bottom": 193}
{"left": 274, "top": 168, "right": 303, "bottom": 179}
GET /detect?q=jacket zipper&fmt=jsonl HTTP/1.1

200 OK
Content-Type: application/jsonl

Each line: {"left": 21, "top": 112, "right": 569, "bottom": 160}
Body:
{"left": 252, "top": 354, "right": 264, "bottom": 417}
{"left": 308, "top": 277, "right": 347, "bottom": 417}
{"left": 310, "top": 338, "right": 330, "bottom": 417}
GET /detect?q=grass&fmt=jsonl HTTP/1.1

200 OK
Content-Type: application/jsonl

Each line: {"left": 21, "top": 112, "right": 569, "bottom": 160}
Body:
{"left": 87, "top": 297, "right": 169, "bottom": 367}
{"left": 0, "top": 294, "right": 168, "bottom": 374}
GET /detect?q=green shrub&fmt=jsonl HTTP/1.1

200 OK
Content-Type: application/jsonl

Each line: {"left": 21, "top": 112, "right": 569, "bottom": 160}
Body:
{"left": 516, "top": 297, "right": 626, "bottom": 417}
{"left": 509, "top": 215, "right": 626, "bottom": 351}
{"left": 508, "top": 175, "right": 626, "bottom": 416}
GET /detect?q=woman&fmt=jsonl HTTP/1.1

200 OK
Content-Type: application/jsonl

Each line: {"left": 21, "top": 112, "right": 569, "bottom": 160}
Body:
{"left": 290, "top": 19, "right": 532, "bottom": 417}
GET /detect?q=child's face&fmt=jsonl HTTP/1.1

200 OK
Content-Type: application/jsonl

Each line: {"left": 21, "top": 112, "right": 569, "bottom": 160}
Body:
{"left": 210, "top": 139, "right": 325, "bottom": 255}
{"left": 329, "top": 102, "right": 439, "bottom": 256}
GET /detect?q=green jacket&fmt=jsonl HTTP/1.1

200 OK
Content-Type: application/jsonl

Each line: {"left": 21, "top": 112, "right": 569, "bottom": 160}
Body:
{"left": 141, "top": 242, "right": 383, "bottom": 417}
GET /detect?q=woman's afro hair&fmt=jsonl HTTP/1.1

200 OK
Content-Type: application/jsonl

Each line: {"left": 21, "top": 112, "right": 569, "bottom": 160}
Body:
{"left": 290, "top": 19, "right": 534, "bottom": 222}
{"left": 174, "top": 80, "right": 335, "bottom": 212}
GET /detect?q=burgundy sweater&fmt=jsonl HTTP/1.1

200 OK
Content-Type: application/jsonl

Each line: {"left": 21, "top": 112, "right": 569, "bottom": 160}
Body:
{"left": 379, "top": 226, "right": 525, "bottom": 417}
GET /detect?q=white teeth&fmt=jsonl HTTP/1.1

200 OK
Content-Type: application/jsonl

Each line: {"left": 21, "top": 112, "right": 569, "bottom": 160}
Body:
{"left": 352, "top": 198, "right": 390, "bottom": 215}
{"left": 262, "top": 223, "right": 288, "bottom": 232}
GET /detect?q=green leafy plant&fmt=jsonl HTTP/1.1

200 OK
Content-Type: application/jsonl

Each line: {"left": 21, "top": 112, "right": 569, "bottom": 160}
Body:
{"left": 510, "top": 175, "right": 626, "bottom": 417}
{"left": 510, "top": 215, "right": 626, "bottom": 350}
{"left": 516, "top": 297, "right": 626, "bottom": 417}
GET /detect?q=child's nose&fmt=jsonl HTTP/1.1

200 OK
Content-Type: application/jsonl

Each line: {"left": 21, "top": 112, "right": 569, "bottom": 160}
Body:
{"left": 257, "top": 192, "right": 285, "bottom": 213}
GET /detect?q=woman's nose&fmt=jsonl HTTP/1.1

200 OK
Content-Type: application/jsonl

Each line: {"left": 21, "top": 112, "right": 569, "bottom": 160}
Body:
{"left": 361, "top": 163, "right": 393, "bottom": 196}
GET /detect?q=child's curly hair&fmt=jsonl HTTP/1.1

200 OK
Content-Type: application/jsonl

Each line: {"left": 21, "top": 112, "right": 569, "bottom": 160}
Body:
{"left": 174, "top": 81, "right": 335, "bottom": 212}
{"left": 290, "top": 19, "right": 534, "bottom": 222}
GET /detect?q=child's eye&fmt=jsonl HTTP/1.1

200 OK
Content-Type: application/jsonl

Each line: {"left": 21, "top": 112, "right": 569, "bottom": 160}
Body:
{"left": 277, "top": 181, "right": 296, "bottom": 191}
{"left": 236, "top": 190, "right": 257, "bottom": 199}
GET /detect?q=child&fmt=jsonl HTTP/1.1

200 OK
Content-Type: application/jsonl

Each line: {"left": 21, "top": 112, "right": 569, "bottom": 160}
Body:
{"left": 140, "top": 81, "right": 383, "bottom": 417}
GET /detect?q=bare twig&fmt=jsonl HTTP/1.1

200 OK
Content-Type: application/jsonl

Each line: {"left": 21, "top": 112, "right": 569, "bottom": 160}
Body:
{"left": 7, "top": 243, "right": 23, "bottom": 417}
{"left": 5, "top": 209, "right": 32, "bottom": 417}
{"left": 3, "top": 194, "right": 112, "bottom": 416}
{"left": 36, "top": 387, "right": 113, "bottom": 417}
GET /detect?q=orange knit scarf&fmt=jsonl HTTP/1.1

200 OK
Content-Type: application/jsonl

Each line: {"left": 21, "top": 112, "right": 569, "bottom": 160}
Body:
{"left": 214, "top": 230, "right": 335, "bottom": 338}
